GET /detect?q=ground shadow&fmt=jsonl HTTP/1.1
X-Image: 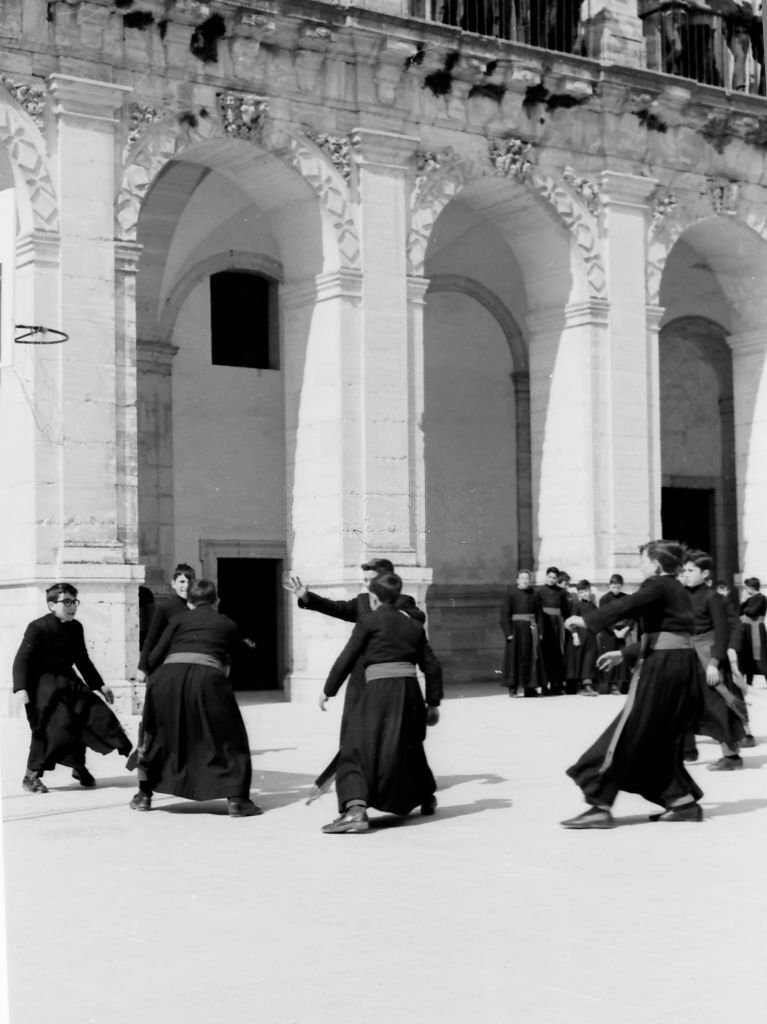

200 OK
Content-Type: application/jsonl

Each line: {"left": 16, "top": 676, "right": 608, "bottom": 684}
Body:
{"left": 249, "top": 746, "right": 297, "bottom": 757}
{"left": 369, "top": 797, "right": 513, "bottom": 830}
{"left": 52, "top": 775, "right": 138, "bottom": 792}
{"left": 159, "top": 767, "right": 318, "bottom": 814}
{"left": 435, "top": 773, "right": 508, "bottom": 790}
{"left": 700, "top": 796, "right": 767, "bottom": 818}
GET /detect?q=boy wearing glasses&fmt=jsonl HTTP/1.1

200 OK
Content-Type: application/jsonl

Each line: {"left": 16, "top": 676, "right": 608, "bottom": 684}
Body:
{"left": 12, "top": 582, "right": 136, "bottom": 793}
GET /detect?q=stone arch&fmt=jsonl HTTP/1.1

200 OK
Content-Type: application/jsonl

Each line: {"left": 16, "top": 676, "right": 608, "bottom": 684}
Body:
{"left": 116, "top": 106, "right": 359, "bottom": 271}
{"left": 427, "top": 273, "right": 527, "bottom": 372}
{"left": 158, "top": 250, "right": 284, "bottom": 343}
{"left": 408, "top": 147, "right": 605, "bottom": 302}
{"left": 0, "top": 84, "right": 59, "bottom": 235}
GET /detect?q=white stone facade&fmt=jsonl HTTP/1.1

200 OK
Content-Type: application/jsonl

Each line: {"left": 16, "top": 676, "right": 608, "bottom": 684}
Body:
{"left": 2, "top": 0, "right": 767, "bottom": 699}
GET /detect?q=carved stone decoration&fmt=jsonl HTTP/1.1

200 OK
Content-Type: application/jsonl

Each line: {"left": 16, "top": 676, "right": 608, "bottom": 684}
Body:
{"left": 561, "top": 166, "right": 602, "bottom": 216}
{"left": 0, "top": 90, "right": 59, "bottom": 234}
{"left": 408, "top": 144, "right": 607, "bottom": 298}
{"left": 116, "top": 112, "right": 360, "bottom": 270}
{"left": 408, "top": 148, "right": 470, "bottom": 276}
{"left": 302, "top": 128, "right": 352, "bottom": 183}
{"left": 283, "top": 133, "right": 361, "bottom": 269}
{"left": 122, "top": 102, "right": 159, "bottom": 165}
{"left": 488, "top": 136, "right": 534, "bottom": 180}
{"left": 0, "top": 76, "right": 47, "bottom": 134}
{"left": 649, "top": 185, "right": 678, "bottom": 227}
{"left": 707, "top": 178, "right": 740, "bottom": 216}
{"left": 217, "top": 91, "right": 268, "bottom": 143}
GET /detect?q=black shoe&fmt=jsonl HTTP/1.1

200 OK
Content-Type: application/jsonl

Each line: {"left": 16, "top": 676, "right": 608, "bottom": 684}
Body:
{"left": 129, "top": 791, "right": 151, "bottom": 812}
{"left": 322, "top": 806, "right": 370, "bottom": 834}
{"left": 580, "top": 684, "right": 598, "bottom": 697}
{"left": 420, "top": 796, "right": 438, "bottom": 816}
{"left": 707, "top": 755, "right": 743, "bottom": 771}
{"left": 560, "top": 807, "right": 614, "bottom": 829}
{"left": 72, "top": 766, "right": 96, "bottom": 788}
{"left": 227, "top": 798, "right": 263, "bottom": 818}
{"left": 609, "top": 685, "right": 621, "bottom": 695}
{"left": 649, "top": 802, "right": 703, "bottom": 822}
{"left": 125, "top": 747, "right": 139, "bottom": 772}
{"left": 741, "top": 734, "right": 756, "bottom": 748}
{"left": 22, "top": 771, "right": 49, "bottom": 794}
{"left": 684, "top": 748, "right": 699, "bottom": 762}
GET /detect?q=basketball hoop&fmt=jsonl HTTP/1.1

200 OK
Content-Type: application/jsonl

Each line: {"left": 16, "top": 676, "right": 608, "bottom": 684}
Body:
{"left": 14, "top": 324, "right": 69, "bottom": 345}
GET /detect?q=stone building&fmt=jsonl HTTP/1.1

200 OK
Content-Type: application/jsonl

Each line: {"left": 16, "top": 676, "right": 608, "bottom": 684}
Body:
{"left": 1, "top": 0, "right": 767, "bottom": 704}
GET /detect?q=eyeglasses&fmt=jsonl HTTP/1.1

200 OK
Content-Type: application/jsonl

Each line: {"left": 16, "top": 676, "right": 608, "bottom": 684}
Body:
{"left": 56, "top": 598, "right": 80, "bottom": 607}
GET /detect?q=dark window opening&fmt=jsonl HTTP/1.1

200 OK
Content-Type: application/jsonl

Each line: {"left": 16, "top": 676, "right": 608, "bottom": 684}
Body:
{"left": 210, "top": 270, "right": 278, "bottom": 369}
{"left": 216, "top": 557, "right": 283, "bottom": 691}
{"left": 661, "top": 486, "right": 715, "bottom": 555}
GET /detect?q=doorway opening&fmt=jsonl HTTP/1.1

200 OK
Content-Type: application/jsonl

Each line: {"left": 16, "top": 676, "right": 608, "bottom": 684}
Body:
{"left": 216, "top": 557, "right": 283, "bottom": 691}
{"left": 661, "top": 487, "right": 715, "bottom": 555}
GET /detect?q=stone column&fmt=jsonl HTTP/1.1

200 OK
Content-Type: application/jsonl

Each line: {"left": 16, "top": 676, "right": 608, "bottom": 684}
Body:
{"left": 729, "top": 330, "right": 767, "bottom": 573}
{"left": 45, "top": 74, "right": 143, "bottom": 715}
{"left": 137, "top": 340, "right": 178, "bottom": 591}
{"left": 407, "top": 275, "right": 429, "bottom": 568}
{"left": 596, "top": 171, "right": 659, "bottom": 582}
{"left": 528, "top": 301, "right": 609, "bottom": 580}
{"left": 511, "top": 371, "right": 533, "bottom": 570}
{"left": 352, "top": 127, "right": 421, "bottom": 567}
{"left": 115, "top": 241, "right": 142, "bottom": 567}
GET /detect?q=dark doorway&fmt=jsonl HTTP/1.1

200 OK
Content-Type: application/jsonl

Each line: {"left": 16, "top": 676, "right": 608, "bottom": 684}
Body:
{"left": 661, "top": 487, "right": 715, "bottom": 554}
{"left": 216, "top": 557, "right": 282, "bottom": 691}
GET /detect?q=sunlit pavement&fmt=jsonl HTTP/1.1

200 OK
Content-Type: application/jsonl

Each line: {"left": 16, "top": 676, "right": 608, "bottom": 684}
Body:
{"left": 3, "top": 682, "right": 767, "bottom": 1024}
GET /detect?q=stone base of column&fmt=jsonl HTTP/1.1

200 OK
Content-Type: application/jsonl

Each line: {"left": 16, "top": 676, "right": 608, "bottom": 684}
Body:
{"left": 283, "top": 672, "right": 326, "bottom": 704}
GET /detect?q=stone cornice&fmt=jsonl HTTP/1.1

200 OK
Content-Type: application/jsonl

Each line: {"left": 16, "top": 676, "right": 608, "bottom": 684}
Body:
{"left": 600, "top": 171, "right": 658, "bottom": 209}
{"left": 351, "top": 127, "right": 420, "bottom": 169}
{"left": 48, "top": 74, "right": 130, "bottom": 123}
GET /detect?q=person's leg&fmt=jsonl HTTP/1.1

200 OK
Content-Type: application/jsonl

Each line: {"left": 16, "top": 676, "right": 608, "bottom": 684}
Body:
{"left": 22, "top": 724, "right": 49, "bottom": 793}
{"left": 129, "top": 778, "right": 153, "bottom": 811}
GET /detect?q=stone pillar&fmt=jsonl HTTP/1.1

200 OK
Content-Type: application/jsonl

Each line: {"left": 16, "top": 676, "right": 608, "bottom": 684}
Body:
{"left": 596, "top": 171, "right": 659, "bottom": 582}
{"left": 729, "top": 330, "right": 767, "bottom": 574}
{"left": 528, "top": 301, "right": 608, "bottom": 580}
{"left": 45, "top": 74, "right": 143, "bottom": 715}
{"left": 407, "top": 275, "right": 429, "bottom": 567}
{"left": 352, "top": 127, "right": 421, "bottom": 566}
{"left": 511, "top": 371, "right": 533, "bottom": 571}
{"left": 137, "top": 340, "right": 178, "bottom": 591}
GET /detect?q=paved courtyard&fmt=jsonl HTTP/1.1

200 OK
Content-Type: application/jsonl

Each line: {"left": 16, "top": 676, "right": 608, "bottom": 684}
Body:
{"left": 2, "top": 683, "right": 767, "bottom": 1024}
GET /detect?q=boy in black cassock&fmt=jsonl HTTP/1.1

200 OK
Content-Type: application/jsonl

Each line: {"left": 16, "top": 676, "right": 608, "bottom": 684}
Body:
{"left": 136, "top": 562, "right": 196, "bottom": 683}
{"left": 319, "top": 573, "right": 442, "bottom": 834}
{"left": 283, "top": 558, "right": 425, "bottom": 801}
{"left": 597, "top": 574, "right": 632, "bottom": 695}
{"left": 681, "top": 551, "right": 749, "bottom": 770}
{"left": 565, "top": 580, "right": 599, "bottom": 697}
{"left": 12, "top": 582, "right": 136, "bottom": 793}
{"left": 535, "top": 566, "right": 569, "bottom": 696}
{"left": 499, "top": 569, "right": 544, "bottom": 697}
{"left": 737, "top": 576, "right": 767, "bottom": 685}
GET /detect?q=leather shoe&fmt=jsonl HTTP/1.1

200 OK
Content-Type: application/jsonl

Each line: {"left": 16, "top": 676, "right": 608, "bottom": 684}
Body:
{"left": 322, "top": 806, "right": 370, "bottom": 834}
{"left": 707, "top": 755, "right": 743, "bottom": 771}
{"left": 683, "top": 748, "right": 699, "bottom": 762}
{"left": 649, "top": 802, "right": 703, "bottom": 822}
{"left": 741, "top": 734, "right": 756, "bottom": 748}
{"left": 129, "top": 791, "right": 151, "bottom": 812}
{"left": 22, "top": 772, "right": 49, "bottom": 794}
{"left": 420, "top": 795, "right": 438, "bottom": 816}
{"left": 560, "top": 807, "right": 614, "bottom": 829}
{"left": 72, "top": 766, "right": 96, "bottom": 788}
{"left": 227, "top": 798, "right": 263, "bottom": 818}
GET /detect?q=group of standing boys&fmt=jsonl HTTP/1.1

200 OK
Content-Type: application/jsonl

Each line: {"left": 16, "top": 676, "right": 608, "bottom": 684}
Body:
{"left": 500, "top": 567, "right": 632, "bottom": 698}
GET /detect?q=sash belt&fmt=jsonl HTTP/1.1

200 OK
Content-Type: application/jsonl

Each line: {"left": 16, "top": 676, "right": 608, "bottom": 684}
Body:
{"left": 365, "top": 662, "right": 417, "bottom": 682}
{"left": 642, "top": 631, "right": 692, "bottom": 651}
{"left": 164, "top": 652, "right": 226, "bottom": 673}
{"left": 542, "top": 607, "right": 562, "bottom": 616}
{"left": 512, "top": 613, "right": 536, "bottom": 622}
{"left": 740, "top": 615, "right": 765, "bottom": 662}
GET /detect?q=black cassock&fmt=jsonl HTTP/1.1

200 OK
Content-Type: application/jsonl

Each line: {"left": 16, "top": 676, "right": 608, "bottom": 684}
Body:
{"left": 324, "top": 604, "right": 442, "bottom": 816}
{"left": 687, "top": 584, "right": 747, "bottom": 749}
{"left": 499, "top": 586, "right": 544, "bottom": 695}
{"left": 596, "top": 591, "right": 631, "bottom": 694}
{"left": 12, "top": 613, "right": 131, "bottom": 774}
{"left": 535, "top": 583, "right": 568, "bottom": 693}
{"left": 298, "top": 589, "right": 424, "bottom": 788}
{"left": 737, "top": 592, "right": 767, "bottom": 681}
{"left": 567, "top": 575, "right": 703, "bottom": 810}
{"left": 138, "top": 593, "right": 188, "bottom": 674}
{"left": 564, "top": 597, "right": 599, "bottom": 688}
{"left": 140, "top": 605, "right": 252, "bottom": 801}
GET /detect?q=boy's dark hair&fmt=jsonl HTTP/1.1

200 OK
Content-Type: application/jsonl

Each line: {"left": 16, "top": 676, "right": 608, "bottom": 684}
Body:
{"left": 608, "top": 574, "right": 624, "bottom": 585}
{"left": 557, "top": 571, "right": 571, "bottom": 584}
{"left": 744, "top": 576, "right": 761, "bottom": 591}
{"left": 545, "top": 566, "right": 560, "bottom": 576}
{"left": 684, "top": 549, "right": 713, "bottom": 574}
{"left": 715, "top": 579, "right": 730, "bottom": 589}
{"left": 369, "top": 573, "right": 403, "bottom": 604}
{"left": 576, "top": 579, "right": 591, "bottom": 591}
{"left": 188, "top": 579, "right": 217, "bottom": 607}
{"left": 172, "top": 563, "right": 196, "bottom": 581}
{"left": 640, "top": 540, "right": 687, "bottom": 575}
{"left": 46, "top": 582, "right": 78, "bottom": 603}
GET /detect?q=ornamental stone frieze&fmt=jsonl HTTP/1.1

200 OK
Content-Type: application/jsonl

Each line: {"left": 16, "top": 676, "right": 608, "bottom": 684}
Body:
{"left": 116, "top": 99, "right": 360, "bottom": 270}
{"left": 407, "top": 140, "right": 606, "bottom": 298}
{"left": 0, "top": 81, "right": 59, "bottom": 234}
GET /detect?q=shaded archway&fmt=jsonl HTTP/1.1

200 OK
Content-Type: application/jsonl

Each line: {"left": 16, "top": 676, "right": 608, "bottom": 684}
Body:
{"left": 421, "top": 174, "right": 580, "bottom": 682}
